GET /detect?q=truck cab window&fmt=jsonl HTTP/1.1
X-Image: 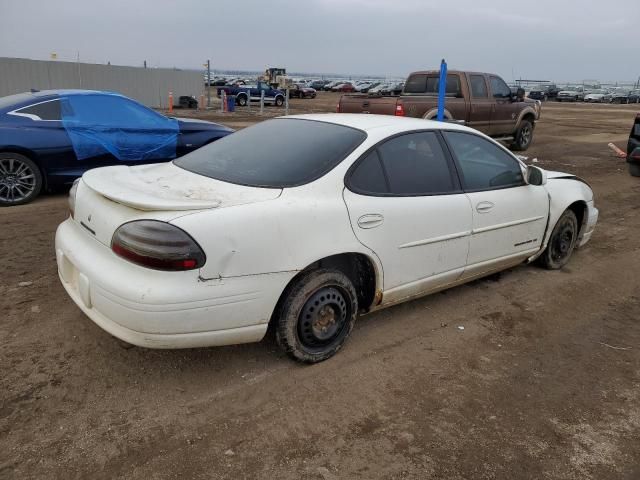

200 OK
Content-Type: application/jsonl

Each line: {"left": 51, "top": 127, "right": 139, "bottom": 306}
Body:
{"left": 490, "top": 76, "right": 511, "bottom": 99}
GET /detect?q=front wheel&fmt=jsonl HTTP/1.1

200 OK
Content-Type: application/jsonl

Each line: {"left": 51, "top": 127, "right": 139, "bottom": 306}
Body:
{"left": 236, "top": 94, "right": 248, "bottom": 107}
{"left": 538, "top": 210, "right": 579, "bottom": 269}
{"left": 275, "top": 95, "right": 284, "bottom": 107}
{"left": 511, "top": 120, "right": 533, "bottom": 151}
{"left": 0, "top": 153, "right": 43, "bottom": 206}
{"left": 276, "top": 269, "right": 358, "bottom": 363}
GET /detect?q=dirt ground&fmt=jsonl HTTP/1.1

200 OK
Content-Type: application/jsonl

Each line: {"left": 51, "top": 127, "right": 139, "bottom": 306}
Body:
{"left": 1, "top": 93, "right": 639, "bottom": 479}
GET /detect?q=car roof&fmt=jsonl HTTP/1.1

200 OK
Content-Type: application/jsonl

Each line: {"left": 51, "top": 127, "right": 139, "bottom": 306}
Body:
{"left": 285, "top": 113, "right": 471, "bottom": 134}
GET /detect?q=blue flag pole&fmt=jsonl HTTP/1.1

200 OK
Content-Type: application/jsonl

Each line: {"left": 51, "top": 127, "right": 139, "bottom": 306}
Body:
{"left": 437, "top": 58, "right": 447, "bottom": 122}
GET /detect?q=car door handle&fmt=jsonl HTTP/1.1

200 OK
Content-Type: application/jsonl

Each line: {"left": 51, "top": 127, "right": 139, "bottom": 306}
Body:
{"left": 357, "top": 214, "right": 384, "bottom": 229}
{"left": 476, "top": 201, "right": 495, "bottom": 213}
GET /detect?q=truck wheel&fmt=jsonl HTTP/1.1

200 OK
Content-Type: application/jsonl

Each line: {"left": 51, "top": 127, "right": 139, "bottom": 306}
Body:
{"left": 538, "top": 210, "right": 579, "bottom": 270}
{"left": 511, "top": 120, "right": 533, "bottom": 151}
{"left": 236, "top": 94, "right": 247, "bottom": 107}
{"left": 275, "top": 269, "right": 358, "bottom": 363}
{"left": 629, "top": 163, "right": 640, "bottom": 177}
{"left": 275, "top": 95, "right": 284, "bottom": 107}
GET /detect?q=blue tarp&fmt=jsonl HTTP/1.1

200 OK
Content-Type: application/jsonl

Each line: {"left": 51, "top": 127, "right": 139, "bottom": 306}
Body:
{"left": 60, "top": 92, "right": 179, "bottom": 161}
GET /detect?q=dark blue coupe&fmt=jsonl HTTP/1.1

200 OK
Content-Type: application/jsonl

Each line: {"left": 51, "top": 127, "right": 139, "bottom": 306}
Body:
{"left": 0, "top": 90, "right": 233, "bottom": 206}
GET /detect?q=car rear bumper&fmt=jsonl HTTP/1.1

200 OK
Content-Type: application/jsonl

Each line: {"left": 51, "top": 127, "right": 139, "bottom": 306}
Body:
{"left": 55, "top": 218, "right": 295, "bottom": 349}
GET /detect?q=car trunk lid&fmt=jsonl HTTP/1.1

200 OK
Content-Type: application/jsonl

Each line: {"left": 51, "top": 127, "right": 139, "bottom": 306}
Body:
{"left": 75, "top": 162, "right": 281, "bottom": 246}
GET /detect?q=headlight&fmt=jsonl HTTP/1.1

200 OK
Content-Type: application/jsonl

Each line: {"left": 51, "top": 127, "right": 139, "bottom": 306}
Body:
{"left": 68, "top": 178, "right": 80, "bottom": 218}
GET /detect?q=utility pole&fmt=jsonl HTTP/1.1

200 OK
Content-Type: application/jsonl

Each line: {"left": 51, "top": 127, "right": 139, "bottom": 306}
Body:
{"left": 207, "top": 59, "right": 211, "bottom": 108}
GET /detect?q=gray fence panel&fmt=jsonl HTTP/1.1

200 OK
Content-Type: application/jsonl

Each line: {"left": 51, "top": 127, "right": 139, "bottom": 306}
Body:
{"left": 0, "top": 57, "right": 203, "bottom": 108}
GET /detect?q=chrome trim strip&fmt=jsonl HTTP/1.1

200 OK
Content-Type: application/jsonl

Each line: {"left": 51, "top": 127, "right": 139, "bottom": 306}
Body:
{"left": 398, "top": 230, "right": 471, "bottom": 249}
{"left": 472, "top": 215, "right": 545, "bottom": 235}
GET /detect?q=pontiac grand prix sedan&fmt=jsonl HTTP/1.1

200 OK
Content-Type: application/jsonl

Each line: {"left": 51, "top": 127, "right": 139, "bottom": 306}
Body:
{"left": 56, "top": 114, "right": 598, "bottom": 363}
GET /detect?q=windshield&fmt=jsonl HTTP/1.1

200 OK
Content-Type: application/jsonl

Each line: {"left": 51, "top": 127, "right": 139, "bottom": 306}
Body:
{"left": 175, "top": 118, "right": 367, "bottom": 188}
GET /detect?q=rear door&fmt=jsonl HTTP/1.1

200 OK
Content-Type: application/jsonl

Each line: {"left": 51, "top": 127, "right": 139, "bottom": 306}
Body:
{"left": 343, "top": 131, "right": 472, "bottom": 303}
{"left": 466, "top": 74, "right": 492, "bottom": 134}
{"left": 442, "top": 130, "right": 548, "bottom": 279}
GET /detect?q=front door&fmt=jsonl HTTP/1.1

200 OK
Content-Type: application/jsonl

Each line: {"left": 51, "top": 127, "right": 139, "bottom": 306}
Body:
{"left": 442, "top": 130, "right": 549, "bottom": 279}
{"left": 488, "top": 75, "right": 518, "bottom": 136}
{"left": 343, "top": 131, "right": 472, "bottom": 304}
{"left": 466, "top": 74, "right": 493, "bottom": 134}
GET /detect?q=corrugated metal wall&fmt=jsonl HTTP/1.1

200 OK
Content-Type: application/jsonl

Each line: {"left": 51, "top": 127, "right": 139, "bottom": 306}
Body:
{"left": 0, "top": 57, "right": 203, "bottom": 108}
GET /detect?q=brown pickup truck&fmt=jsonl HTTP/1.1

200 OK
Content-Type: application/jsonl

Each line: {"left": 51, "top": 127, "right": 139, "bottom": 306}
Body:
{"left": 337, "top": 70, "right": 541, "bottom": 151}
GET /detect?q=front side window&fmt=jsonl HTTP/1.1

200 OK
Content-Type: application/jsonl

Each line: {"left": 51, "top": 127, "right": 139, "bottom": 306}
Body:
{"left": 469, "top": 75, "right": 488, "bottom": 98}
{"left": 15, "top": 99, "right": 61, "bottom": 120}
{"left": 348, "top": 132, "right": 457, "bottom": 196}
{"left": 176, "top": 118, "right": 366, "bottom": 188}
{"left": 443, "top": 131, "right": 524, "bottom": 191}
{"left": 490, "top": 76, "right": 512, "bottom": 98}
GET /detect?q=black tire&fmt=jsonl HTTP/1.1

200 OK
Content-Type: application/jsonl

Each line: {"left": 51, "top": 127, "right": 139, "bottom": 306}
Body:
{"left": 0, "top": 152, "right": 43, "bottom": 206}
{"left": 511, "top": 120, "right": 534, "bottom": 151}
{"left": 236, "top": 94, "right": 247, "bottom": 107}
{"left": 629, "top": 163, "right": 640, "bottom": 177}
{"left": 276, "top": 269, "right": 358, "bottom": 363}
{"left": 275, "top": 95, "right": 285, "bottom": 107}
{"left": 538, "top": 210, "right": 579, "bottom": 270}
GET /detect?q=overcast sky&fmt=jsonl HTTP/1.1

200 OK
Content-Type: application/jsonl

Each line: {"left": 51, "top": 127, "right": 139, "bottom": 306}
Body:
{"left": 0, "top": 0, "right": 637, "bottom": 83}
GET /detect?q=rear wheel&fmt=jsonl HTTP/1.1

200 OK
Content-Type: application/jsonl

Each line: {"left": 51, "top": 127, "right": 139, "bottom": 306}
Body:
{"left": 276, "top": 269, "right": 358, "bottom": 363}
{"left": 0, "top": 153, "right": 42, "bottom": 206}
{"left": 275, "top": 95, "right": 285, "bottom": 107}
{"left": 236, "top": 94, "right": 248, "bottom": 107}
{"left": 511, "top": 120, "right": 533, "bottom": 151}
{"left": 538, "top": 210, "right": 579, "bottom": 269}
{"left": 628, "top": 163, "right": 640, "bottom": 177}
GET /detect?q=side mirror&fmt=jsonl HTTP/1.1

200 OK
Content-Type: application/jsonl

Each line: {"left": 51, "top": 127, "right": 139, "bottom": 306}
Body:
{"left": 527, "top": 165, "right": 547, "bottom": 186}
{"left": 515, "top": 88, "right": 525, "bottom": 101}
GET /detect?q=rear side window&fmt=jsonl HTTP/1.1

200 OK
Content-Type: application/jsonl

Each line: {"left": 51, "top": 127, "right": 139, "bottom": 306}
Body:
{"left": 15, "top": 100, "right": 61, "bottom": 120}
{"left": 489, "top": 76, "right": 512, "bottom": 98}
{"left": 349, "top": 150, "right": 388, "bottom": 194}
{"left": 404, "top": 74, "right": 461, "bottom": 97}
{"left": 443, "top": 131, "right": 524, "bottom": 191}
{"left": 469, "top": 75, "right": 488, "bottom": 98}
{"left": 348, "top": 132, "right": 457, "bottom": 196}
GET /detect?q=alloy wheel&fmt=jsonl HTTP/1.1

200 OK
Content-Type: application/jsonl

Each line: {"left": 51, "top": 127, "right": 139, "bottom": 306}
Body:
{"left": 0, "top": 157, "right": 37, "bottom": 203}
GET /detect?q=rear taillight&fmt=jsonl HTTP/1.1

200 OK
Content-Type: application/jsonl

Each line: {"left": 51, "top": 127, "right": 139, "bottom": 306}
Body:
{"left": 395, "top": 102, "right": 405, "bottom": 116}
{"left": 111, "top": 220, "right": 205, "bottom": 271}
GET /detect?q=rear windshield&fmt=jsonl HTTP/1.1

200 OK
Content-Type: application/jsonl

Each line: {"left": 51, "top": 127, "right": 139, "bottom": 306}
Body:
{"left": 175, "top": 118, "right": 366, "bottom": 188}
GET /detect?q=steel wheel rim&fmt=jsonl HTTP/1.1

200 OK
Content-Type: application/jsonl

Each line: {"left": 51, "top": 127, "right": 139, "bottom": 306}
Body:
{"left": 0, "top": 158, "right": 36, "bottom": 203}
{"left": 297, "top": 286, "right": 350, "bottom": 350}
{"left": 550, "top": 218, "right": 575, "bottom": 262}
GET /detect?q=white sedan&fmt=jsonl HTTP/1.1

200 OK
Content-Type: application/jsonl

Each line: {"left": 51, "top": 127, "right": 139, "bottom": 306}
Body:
{"left": 56, "top": 114, "right": 598, "bottom": 363}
